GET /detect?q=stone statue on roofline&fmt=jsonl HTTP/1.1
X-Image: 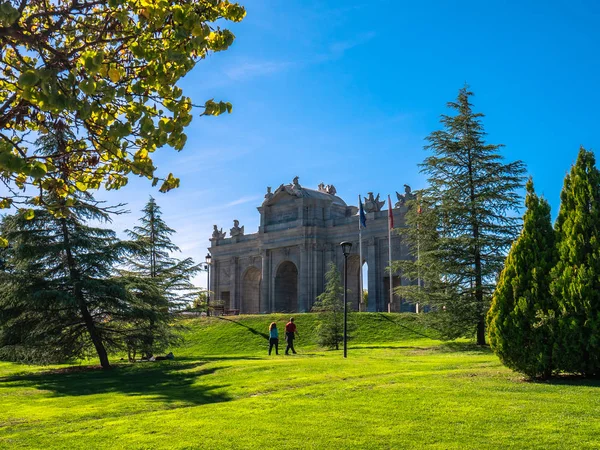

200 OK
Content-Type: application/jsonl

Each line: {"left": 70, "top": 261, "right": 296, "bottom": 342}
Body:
{"left": 263, "top": 186, "right": 274, "bottom": 204}
{"left": 230, "top": 219, "right": 244, "bottom": 237}
{"left": 395, "top": 184, "right": 416, "bottom": 207}
{"left": 211, "top": 225, "right": 226, "bottom": 241}
{"left": 364, "top": 192, "right": 384, "bottom": 212}
{"left": 318, "top": 182, "right": 337, "bottom": 195}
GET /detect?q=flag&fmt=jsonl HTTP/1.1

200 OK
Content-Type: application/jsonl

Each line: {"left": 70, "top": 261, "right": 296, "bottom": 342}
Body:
{"left": 359, "top": 196, "right": 367, "bottom": 229}
{"left": 387, "top": 194, "right": 394, "bottom": 229}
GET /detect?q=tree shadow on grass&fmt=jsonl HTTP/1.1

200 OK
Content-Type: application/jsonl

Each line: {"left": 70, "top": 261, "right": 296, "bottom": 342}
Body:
{"left": 437, "top": 342, "right": 493, "bottom": 354}
{"left": 217, "top": 316, "right": 269, "bottom": 340}
{"left": 350, "top": 345, "right": 420, "bottom": 350}
{"left": 376, "top": 313, "right": 439, "bottom": 340}
{"left": 176, "top": 355, "right": 262, "bottom": 362}
{"left": 529, "top": 374, "right": 600, "bottom": 387}
{"left": 0, "top": 361, "right": 231, "bottom": 406}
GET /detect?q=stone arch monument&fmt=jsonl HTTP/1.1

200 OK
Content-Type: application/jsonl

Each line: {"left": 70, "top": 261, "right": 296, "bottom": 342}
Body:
{"left": 207, "top": 177, "right": 416, "bottom": 313}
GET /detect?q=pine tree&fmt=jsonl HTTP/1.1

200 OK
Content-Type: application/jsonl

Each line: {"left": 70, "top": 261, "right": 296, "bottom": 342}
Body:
{"left": 312, "top": 262, "right": 353, "bottom": 350}
{"left": 551, "top": 148, "right": 600, "bottom": 376}
{"left": 123, "top": 197, "right": 201, "bottom": 357}
{"left": 0, "top": 201, "right": 143, "bottom": 368}
{"left": 487, "top": 179, "right": 557, "bottom": 378}
{"left": 395, "top": 87, "right": 526, "bottom": 344}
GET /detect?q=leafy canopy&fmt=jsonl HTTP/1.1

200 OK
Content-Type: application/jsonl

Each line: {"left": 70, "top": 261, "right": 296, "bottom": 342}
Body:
{"left": 0, "top": 0, "right": 245, "bottom": 219}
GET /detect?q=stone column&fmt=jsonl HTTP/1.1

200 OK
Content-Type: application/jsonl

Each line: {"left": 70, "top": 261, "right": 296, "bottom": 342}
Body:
{"left": 298, "top": 243, "right": 308, "bottom": 312}
{"left": 260, "top": 250, "right": 270, "bottom": 313}
{"left": 229, "top": 257, "right": 237, "bottom": 311}
{"left": 366, "top": 238, "right": 379, "bottom": 312}
{"left": 211, "top": 260, "right": 218, "bottom": 305}
{"left": 311, "top": 243, "right": 318, "bottom": 310}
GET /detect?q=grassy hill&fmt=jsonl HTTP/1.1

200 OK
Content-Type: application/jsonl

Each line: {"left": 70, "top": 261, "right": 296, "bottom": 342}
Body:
{"left": 1, "top": 313, "right": 600, "bottom": 449}
{"left": 176, "top": 312, "right": 438, "bottom": 356}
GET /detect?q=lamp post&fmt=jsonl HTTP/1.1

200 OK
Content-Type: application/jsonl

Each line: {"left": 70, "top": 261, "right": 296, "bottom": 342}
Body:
{"left": 340, "top": 241, "right": 352, "bottom": 358}
{"left": 205, "top": 253, "right": 212, "bottom": 317}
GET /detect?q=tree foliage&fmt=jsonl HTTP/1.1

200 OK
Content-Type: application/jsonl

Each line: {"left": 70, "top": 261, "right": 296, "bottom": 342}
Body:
{"left": 0, "top": 0, "right": 245, "bottom": 220}
{"left": 312, "top": 262, "right": 354, "bottom": 350}
{"left": 550, "top": 148, "right": 600, "bottom": 376}
{"left": 0, "top": 199, "right": 149, "bottom": 368}
{"left": 487, "top": 179, "right": 557, "bottom": 378}
{"left": 121, "top": 196, "right": 200, "bottom": 357}
{"left": 394, "top": 86, "right": 526, "bottom": 344}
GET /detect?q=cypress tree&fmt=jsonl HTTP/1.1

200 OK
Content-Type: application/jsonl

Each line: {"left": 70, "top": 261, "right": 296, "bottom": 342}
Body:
{"left": 551, "top": 148, "right": 600, "bottom": 376}
{"left": 397, "top": 86, "right": 526, "bottom": 344}
{"left": 487, "top": 179, "right": 557, "bottom": 378}
{"left": 123, "top": 197, "right": 201, "bottom": 357}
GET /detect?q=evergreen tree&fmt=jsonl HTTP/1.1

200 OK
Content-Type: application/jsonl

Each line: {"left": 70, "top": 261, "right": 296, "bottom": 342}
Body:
{"left": 551, "top": 148, "right": 600, "bottom": 375}
{"left": 0, "top": 201, "right": 146, "bottom": 368}
{"left": 312, "top": 263, "right": 353, "bottom": 350}
{"left": 395, "top": 87, "right": 526, "bottom": 344}
{"left": 487, "top": 179, "right": 557, "bottom": 378}
{"left": 123, "top": 197, "right": 201, "bottom": 357}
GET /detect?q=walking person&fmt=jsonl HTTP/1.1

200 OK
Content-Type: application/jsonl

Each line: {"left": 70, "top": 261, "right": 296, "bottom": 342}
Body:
{"left": 285, "top": 317, "right": 298, "bottom": 355}
{"left": 268, "top": 322, "right": 279, "bottom": 355}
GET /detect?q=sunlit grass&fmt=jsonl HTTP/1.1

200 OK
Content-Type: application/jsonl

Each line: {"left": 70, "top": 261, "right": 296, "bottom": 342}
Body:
{"left": 2, "top": 314, "right": 599, "bottom": 449}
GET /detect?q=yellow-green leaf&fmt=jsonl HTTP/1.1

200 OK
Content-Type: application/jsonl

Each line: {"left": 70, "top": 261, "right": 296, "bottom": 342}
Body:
{"left": 24, "top": 209, "right": 35, "bottom": 220}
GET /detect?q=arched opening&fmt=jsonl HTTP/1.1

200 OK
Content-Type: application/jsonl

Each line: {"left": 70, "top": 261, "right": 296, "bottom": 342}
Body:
{"left": 347, "top": 255, "right": 361, "bottom": 311}
{"left": 274, "top": 261, "right": 298, "bottom": 312}
{"left": 241, "top": 266, "right": 261, "bottom": 314}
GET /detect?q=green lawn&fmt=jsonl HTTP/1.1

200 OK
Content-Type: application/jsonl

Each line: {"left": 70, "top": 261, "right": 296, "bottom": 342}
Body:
{"left": 2, "top": 313, "right": 600, "bottom": 449}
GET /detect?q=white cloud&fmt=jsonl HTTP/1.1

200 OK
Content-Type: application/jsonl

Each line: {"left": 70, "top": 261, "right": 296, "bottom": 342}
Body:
{"left": 225, "top": 61, "right": 293, "bottom": 81}
{"left": 226, "top": 195, "right": 262, "bottom": 207}
{"left": 328, "top": 31, "right": 377, "bottom": 57}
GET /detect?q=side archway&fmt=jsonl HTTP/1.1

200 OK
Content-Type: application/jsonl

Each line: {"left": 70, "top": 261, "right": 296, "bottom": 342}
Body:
{"left": 347, "top": 255, "right": 361, "bottom": 310}
{"left": 274, "top": 261, "right": 298, "bottom": 312}
{"left": 241, "top": 266, "right": 261, "bottom": 314}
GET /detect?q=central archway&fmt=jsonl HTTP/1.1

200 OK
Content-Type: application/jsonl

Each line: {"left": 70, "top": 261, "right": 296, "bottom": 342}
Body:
{"left": 274, "top": 261, "right": 298, "bottom": 312}
{"left": 241, "top": 266, "right": 261, "bottom": 313}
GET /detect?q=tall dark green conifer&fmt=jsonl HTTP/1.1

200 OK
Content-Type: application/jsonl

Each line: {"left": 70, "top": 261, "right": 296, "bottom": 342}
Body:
{"left": 123, "top": 197, "right": 201, "bottom": 357}
{"left": 396, "top": 87, "right": 526, "bottom": 344}
{"left": 0, "top": 201, "right": 144, "bottom": 368}
{"left": 551, "top": 148, "right": 600, "bottom": 375}
{"left": 487, "top": 179, "right": 557, "bottom": 378}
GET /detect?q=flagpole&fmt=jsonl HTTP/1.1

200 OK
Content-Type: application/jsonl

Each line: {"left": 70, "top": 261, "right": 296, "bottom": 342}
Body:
{"left": 358, "top": 195, "right": 364, "bottom": 312}
{"left": 387, "top": 195, "right": 393, "bottom": 314}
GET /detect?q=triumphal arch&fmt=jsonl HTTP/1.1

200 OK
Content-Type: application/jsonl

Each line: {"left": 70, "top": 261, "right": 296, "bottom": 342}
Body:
{"left": 207, "top": 177, "right": 416, "bottom": 313}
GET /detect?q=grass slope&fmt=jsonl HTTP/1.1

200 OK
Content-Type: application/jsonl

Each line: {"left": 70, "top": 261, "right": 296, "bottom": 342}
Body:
{"left": 176, "top": 312, "right": 436, "bottom": 356}
{"left": 1, "top": 313, "right": 599, "bottom": 449}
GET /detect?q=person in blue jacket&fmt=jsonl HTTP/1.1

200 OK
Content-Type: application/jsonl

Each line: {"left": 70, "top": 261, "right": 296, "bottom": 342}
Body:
{"left": 268, "top": 322, "right": 279, "bottom": 355}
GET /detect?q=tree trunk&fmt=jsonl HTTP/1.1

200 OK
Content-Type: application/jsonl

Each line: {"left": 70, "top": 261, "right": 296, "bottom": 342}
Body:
{"left": 60, "top": 218, "right": 111, "bottom": 369}
{"left": 467, "top": 149, "right": 486, "bottom": 346}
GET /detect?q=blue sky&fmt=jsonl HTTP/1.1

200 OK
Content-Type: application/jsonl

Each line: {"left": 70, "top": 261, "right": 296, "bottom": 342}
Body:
{"left": 97, "top": 0, "right": 600, "bottom": 287}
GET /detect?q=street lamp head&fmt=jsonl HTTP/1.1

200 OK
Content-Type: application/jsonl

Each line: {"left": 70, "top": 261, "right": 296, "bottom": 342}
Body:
{"left": 340, "top": 241, "right": 352, "bottom": 257}
{"left": 205, "top": 253, "right": 212, "bottom": 265}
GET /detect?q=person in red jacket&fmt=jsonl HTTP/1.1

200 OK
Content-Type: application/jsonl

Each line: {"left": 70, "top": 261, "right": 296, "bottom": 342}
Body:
{"left": 285, "top": 317, "right": 298, "bottom": 355}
